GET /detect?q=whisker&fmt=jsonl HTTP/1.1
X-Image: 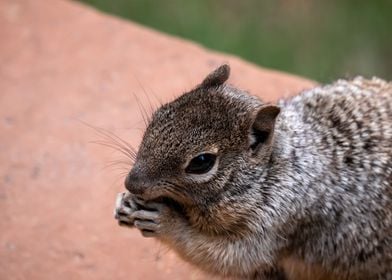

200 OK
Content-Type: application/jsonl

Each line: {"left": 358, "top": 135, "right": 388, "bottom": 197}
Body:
{"left": 77, "top": 119, "right": 138, "bottom": 188}
{"left": 105, "top": 159, "right": 133, "bottom": 168}
{"left": 90, "top": 140, "right": 136, "bottom": 161}
{"left": 92, "top": 132, "right": 137, "bottom": 160}
{"left": 92, "top": 139, "right": 136, "bottom": 160}
{"left": 94, "top": 127, "right": 138, "bottom": 156}
{"left": 133, "top": 75, "right": 156, "bottom": 116}
{"left": 101, "top": 165, "right": 129, "bottom": 175}
{"left": 103, "top": 163, "right": 131, "bottom": 172}
{"left": 146, "top": 84, "right": 164, "bottom": 108}
{"left": 78, "top": 119, "right": 138, "bottom": 158}
{"left": 111, "top": 174, "right": 128, "bottom": 187}
{"left": 162, "top": 181, "right": 188, "bottom": 201}
{"left": 131, "top": 91, "right": 150, "bottom": 128}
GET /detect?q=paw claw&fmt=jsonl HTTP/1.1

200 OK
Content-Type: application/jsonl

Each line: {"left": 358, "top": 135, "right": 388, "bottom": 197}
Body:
{"left": 134, "top": 220, "right": 159, "bottom": 232}
{"left": 114, "top": 193, "right": 125, "bottom": 218}
{"left": 114, "top": 192, "right": 139, "bottom": 226}
{"left": 118, "top": 220, "right": 134, "bottom": 228}
{"left": 141, "top": 230, "right": 156, "bottom": 238}
{"left": 131, "top": 209, "right": 159, "bottom": 221}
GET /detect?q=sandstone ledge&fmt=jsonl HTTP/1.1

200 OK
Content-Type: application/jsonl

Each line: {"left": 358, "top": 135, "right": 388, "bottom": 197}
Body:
{"left": 0, "top": 0, "right": 314, "bottom": 279}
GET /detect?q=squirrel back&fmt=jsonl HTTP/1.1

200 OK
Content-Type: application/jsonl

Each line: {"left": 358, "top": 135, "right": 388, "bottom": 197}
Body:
{"left": 276, "top": 77, "right": 391, "bottom": 279}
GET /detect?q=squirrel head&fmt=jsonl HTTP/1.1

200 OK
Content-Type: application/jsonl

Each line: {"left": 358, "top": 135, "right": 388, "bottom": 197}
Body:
{"left": 125, "top": 64, "right": 280, "bottom": 234}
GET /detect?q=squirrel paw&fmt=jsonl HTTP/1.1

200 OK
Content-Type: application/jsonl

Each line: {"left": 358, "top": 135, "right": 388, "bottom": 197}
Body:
{"left": 114, "top": 192, "right": 138, "bottom": 227}
{"left": 131, "top": 200, "right": 176, "bottom": 238}
{"left": 114, "top": 193, "right": 179, "bottom": 238}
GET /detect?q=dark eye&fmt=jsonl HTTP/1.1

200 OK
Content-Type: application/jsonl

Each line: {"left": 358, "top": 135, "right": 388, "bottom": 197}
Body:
{"left": 185, "top": 153, "right": 217, "bottom": 174}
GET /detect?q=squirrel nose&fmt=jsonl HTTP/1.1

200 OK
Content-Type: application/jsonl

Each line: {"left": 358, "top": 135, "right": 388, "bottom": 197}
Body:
{"left": 124, "top": 171, "right": 148, "bottom": 195}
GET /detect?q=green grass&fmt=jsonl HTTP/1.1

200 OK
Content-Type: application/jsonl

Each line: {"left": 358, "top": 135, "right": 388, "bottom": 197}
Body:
{"left": 78, "top": 0, "right": 391, "bottom": 82}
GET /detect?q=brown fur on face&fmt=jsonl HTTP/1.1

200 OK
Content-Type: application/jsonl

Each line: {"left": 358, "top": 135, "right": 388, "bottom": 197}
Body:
{"left": 125, "top": 65, "right": 282, "bottom": 238}
{"left": 127, "top": 80, "right": 268, "bottom": 230}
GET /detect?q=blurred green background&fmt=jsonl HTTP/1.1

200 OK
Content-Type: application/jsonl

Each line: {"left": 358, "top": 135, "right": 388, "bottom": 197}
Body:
{"left": 78, "top": 0, "right": 391, "bottom": 82}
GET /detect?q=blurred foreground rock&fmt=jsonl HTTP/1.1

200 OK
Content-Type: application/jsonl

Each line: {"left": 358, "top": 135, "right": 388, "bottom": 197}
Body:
{"left": 0, "top": 0, "right": 314, "bottom": 279}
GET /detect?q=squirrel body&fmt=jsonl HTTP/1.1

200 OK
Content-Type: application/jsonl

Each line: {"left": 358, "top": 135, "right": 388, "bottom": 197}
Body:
{"left": 115, "top": 65, "right": 392, "bottom": 279}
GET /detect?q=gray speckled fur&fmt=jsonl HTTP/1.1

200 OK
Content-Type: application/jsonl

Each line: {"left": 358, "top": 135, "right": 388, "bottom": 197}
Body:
{"left": 121, "top": 66, "right": 391, "bottom": 280}
{"left": 274, "top": 77, "right": 392, "bottom": 279}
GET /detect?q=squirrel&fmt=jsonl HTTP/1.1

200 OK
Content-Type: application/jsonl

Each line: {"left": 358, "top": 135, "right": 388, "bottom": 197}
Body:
{"left": 114, "top": 65, "right": 391, "bottom": 280}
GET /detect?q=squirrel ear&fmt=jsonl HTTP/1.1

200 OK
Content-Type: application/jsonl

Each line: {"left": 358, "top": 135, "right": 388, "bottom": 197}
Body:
{"left": 200, "top": 64, "right": 230, "bottom": 88}
{"left": 249, "top": 105, "right": 280, "bottom": 152}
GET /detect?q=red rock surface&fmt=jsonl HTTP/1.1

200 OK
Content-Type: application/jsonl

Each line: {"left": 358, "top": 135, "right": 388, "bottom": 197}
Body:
{"left": 0, "top": 0, "right": 315, "bottom": 279}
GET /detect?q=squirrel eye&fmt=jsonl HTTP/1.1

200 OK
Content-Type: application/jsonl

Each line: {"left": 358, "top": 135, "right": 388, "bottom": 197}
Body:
{"left": 185, "top": 153, "right": 217, "bottom": 174}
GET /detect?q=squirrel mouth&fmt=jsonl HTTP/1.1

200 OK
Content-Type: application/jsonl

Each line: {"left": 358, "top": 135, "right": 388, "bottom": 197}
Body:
{"left": 132, "top": 187, "right": 189, "bottom": 216}
{"left": 143, "top": 195, "right": 186, "bottom": 216}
